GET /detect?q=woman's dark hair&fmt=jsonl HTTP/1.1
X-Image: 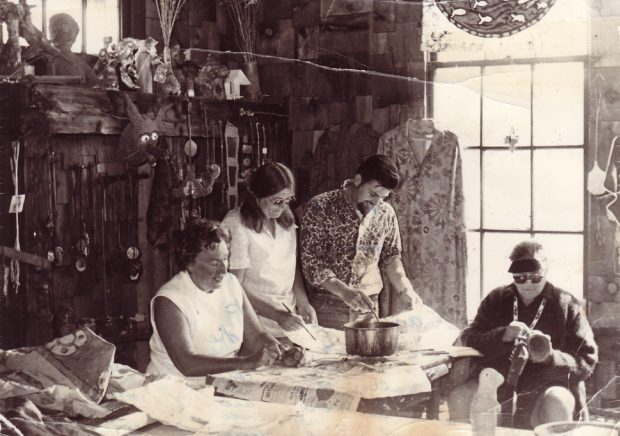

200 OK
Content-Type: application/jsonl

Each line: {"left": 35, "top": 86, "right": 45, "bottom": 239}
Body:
{"left": 240, "top": 162, "right": 296, "bottom": 232}
{"left": 172, "top": 219, "right": 231, "bottom": 270}
{"left": 355, "top": 154, "right": 400, "bottom": 189}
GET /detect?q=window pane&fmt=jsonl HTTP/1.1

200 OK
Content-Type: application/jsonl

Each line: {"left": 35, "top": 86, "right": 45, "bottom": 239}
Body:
{"left": 533, "top": 149, "right": 584, "bottom": 231}
{"left": 482, "top": 232, "right": 528, "bottom": 297}
{"left": 85, "top": 0, "right": 119, "bottom": 54}
{"left": 434, "top": 67, "right": 481, "bottom": 147}
{"left": 46, "top": 0, "right": 83, "bottom": 52}
{"left": 29, "top": 0, "right": 44, "bottom": 30}
{"left": 483, "top": 150, "right": 531, "bottom": 230}
{"left": 466, "top": 232, "right": 481, "bottom": 322}
{"left": 533, "top": 63, "right": 584, "bottom": 146}
{"left": 463, "top": 149, "right": 480, "bottom": 230}
{"left": 482, "top": 65, "right": 531, "bottom": 148}
{"left": 533, "top": 234, "right": 583, "bottom": 299}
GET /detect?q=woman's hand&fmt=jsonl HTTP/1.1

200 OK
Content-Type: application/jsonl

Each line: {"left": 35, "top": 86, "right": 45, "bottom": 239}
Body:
{"left": 275, "top": 311, "right": 306, "bottom": 331}
{"left": 245, "top": 346, "right": 279, "bottom": 369}
{"left": 258, "top": 332, "right": 283, "bottom": 360}
{"left": 502, "top": 321, "right": 530, "bottom": 342}
{"left": 296, "top": 303, "right": 317, "bottom": 324}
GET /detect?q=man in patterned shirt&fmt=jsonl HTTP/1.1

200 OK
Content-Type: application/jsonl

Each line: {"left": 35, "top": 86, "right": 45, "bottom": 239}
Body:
{"left": 300, "top": 154, "right": 422, "bottom": 329}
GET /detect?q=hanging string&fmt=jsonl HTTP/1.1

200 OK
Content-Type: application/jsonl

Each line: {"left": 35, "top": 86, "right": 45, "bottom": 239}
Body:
{"left": 9, "top": 141, "right": 20, "bottom": 293}
{"left": 423, "top": 51, "right": 429, "bottom": 120}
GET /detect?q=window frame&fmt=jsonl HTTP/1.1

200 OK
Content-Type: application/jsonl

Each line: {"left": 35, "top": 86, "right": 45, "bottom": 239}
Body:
{"left": 430, "top": 55, "right": 589, "bottom": 320}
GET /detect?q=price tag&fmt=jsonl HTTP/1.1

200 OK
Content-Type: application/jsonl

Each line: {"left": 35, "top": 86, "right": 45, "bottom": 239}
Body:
{"left": 9, "top": 194, "right": 25, "bottom": 213}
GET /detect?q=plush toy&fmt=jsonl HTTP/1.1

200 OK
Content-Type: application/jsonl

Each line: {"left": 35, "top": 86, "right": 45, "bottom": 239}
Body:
{"left": 118, "top": 94, "right": 166, "bottom": 166}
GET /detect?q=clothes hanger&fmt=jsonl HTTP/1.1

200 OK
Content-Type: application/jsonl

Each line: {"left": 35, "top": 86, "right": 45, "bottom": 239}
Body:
{"left": 406, "top": 52, "right": 436, "bottom": 145}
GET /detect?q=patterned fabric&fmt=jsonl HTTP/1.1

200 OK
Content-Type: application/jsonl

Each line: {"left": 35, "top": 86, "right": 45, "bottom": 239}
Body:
{"left": 434, "top": 0, "right": 557, "bottom": 38}
{"left": 0, "top": 328, "right": 115, "bottom": 418}
{"left": 378, "top": 121, "right": 467, "bottom": 326}
{"left": 460, "top": 282, "right": 598, "bottom": 423}
{"left": 300, "top": 187, "right": 401, "bottom": 297}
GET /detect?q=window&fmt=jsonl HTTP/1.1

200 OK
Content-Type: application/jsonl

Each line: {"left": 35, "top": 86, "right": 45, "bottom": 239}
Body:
{"left": 434, "top": 61, "right": 585, "bottom": 321}
{"left": 4, "top": 0, "right": 119, "bottom": 55}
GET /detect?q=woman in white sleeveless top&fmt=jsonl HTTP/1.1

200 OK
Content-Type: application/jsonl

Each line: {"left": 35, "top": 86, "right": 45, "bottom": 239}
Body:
{"left": 147, "top": 219, "right": 282, "bottom": 385}
{"left": 222, "top": 162, "right": 316, "bottom": 337}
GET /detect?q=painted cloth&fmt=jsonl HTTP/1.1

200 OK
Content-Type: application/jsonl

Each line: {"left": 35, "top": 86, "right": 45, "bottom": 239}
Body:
{"left": 461, "top": 281, "right": 598, "bottom": 426}
{"left": 434, "top": 0, "right": 557, "bottom": 38}
{"left": 378, "top": 123, "right": 467, "bottom": 326}
{"left": 147, "top": 271, "right": 245, "bottom": 385}
{"left": 300, "top": 186, "right": 402, "bottom": 297}
{"left": 0, "top": 327, "right": 115, "bottom": 418}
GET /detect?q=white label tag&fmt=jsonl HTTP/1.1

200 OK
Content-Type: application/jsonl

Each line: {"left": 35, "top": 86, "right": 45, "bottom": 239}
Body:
{"left": 9, "top": 194, "right": 25, "bottom": 213}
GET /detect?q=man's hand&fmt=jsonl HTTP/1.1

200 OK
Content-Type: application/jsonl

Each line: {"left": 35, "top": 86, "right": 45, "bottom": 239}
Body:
{"left": 401, "top": 282, "right": 422, "bottom": 306}
{"left": 297, "top": 303, "right": 318, "bottom": 324}
{"left": 502, "top": 321, "right": 530, "bottom": 342}
{"left": 339, "top": 287, "right": 375, "bottom": 312}
{"left": 275, "top": 311, "right": 306, "bottom": 331}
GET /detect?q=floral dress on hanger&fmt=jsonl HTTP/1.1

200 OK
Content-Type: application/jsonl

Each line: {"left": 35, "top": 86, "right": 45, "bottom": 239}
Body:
{"left": 378, "top": 120, "right": 467, "bottom": 327}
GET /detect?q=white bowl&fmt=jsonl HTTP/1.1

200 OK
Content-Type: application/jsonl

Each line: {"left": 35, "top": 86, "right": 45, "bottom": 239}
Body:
{"left": 534, "top": 421, "right": 619, "bottom": 436}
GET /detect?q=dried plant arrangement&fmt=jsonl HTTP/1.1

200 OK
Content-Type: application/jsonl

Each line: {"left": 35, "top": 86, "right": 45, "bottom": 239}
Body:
{"left": 223, "top": 0, "right": 262, "bottom": 63}
{"left": 154, "top": 0, "right": 187, "bottom": 64}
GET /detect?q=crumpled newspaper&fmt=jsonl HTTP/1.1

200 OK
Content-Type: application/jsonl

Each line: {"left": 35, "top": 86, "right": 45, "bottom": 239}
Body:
{"left": 110, "top": 377, "right": 219, "bottom": 432}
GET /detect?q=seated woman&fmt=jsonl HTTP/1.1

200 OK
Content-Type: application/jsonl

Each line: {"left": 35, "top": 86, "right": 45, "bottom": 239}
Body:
{"left": 147, "top": 219, "right": 282, "bottom": 385}
{"left": 448, "top": 240, "right": 598, "bottom": 429}
{"left": 222, "top": 162, "right": 316, "bottom": 335}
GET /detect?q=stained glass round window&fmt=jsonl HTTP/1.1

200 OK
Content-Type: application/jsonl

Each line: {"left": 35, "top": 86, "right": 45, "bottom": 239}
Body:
{"left": 434, "top": 0, "right": 557, "bottom": 38}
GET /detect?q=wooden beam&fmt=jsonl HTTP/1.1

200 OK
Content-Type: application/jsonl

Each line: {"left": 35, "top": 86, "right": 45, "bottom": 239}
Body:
{"left": 0, "top": 245, "right": 51, "bottom": 270}
{"left": 15, "top": 84, "right": 285, "bottom": 137}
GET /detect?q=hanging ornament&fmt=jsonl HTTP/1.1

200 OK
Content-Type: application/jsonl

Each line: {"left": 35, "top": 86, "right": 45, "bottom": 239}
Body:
{"left": 434, "top": 0, "right": 557, "bottom": 38}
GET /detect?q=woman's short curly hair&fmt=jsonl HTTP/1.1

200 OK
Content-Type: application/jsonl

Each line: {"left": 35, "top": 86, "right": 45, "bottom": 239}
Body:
{"left": 172, "top": 219, "right": 231, "bottom": 270}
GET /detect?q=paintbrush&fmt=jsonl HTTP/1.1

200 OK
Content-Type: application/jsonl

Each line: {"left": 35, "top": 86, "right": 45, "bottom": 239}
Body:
{"left": 282, "top": 303, "right": 317, "bottom": 341}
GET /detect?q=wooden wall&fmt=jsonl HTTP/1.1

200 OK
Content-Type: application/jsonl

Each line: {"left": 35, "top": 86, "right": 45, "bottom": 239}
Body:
{"left": 256, "top": 0, "right": 425, "bottom": 200}
{"left": 587, "top": 0, "right": 620, "bottom": 407}
{"left": 130, "top": 0, "right": 426, "bottom": 200}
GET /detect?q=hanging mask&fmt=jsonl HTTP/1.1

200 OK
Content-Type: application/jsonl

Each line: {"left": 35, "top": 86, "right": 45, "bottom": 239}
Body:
{"left": 118, "top": 94, "right": 166, "bottom": 167}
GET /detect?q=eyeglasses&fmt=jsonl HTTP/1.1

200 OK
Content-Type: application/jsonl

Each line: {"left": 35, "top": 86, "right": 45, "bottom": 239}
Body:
{"left": 513, "top": 274, "right": 544, "bottom": 284}
{"left": 271, "top": 196, "right": 296, "bottom": 206}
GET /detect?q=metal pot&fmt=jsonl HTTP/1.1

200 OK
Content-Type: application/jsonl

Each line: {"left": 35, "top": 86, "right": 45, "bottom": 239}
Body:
{"left": 344, "top": 321, "right": 400, "bottom": 357}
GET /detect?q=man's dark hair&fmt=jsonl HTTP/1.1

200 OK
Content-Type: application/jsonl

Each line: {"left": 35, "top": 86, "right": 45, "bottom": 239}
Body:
{"left": 355, "top": 154, "right": 400, "bottom": 189}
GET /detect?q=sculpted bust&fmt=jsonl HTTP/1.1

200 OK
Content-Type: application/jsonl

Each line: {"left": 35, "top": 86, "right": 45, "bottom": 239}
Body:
{"left": 46, "top": 13, "right": 97, "bottom": 84}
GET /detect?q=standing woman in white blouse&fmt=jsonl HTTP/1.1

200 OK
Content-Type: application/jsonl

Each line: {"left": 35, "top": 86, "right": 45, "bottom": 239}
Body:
{"left": 222, "top": 162, "right": 317, "bottom": 335}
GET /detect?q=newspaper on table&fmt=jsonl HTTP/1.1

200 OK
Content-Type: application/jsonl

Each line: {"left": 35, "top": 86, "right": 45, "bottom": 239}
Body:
{"left": 208, "top": 304, "right": 476, "bottom": 412}
{"left": 208, "top": 351, "right": 432, "bottom": 411}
